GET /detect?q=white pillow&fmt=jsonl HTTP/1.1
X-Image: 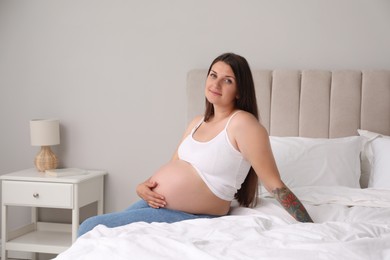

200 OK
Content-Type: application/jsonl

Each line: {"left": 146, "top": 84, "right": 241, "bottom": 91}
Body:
{"left": 357, "top": 129, "right": 390, "bottom": 188}
{"left": 368, "top": 138, "right": 390, "bottom": 189}
{"left": 270, "top": 136, "right": 362, "bottom": 188}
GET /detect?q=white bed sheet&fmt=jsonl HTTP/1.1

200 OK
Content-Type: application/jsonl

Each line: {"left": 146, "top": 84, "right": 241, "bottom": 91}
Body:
{"left": 54, "top": 187, "right": 390, "bottom": 260}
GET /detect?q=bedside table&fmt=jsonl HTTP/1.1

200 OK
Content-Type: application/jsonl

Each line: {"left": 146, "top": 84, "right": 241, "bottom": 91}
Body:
{"left": 1, "top": 168, "right": 107, "bottom": 260}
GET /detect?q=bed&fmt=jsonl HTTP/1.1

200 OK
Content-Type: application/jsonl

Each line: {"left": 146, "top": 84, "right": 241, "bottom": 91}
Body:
{"left": 55, "top": 69, "right": 390, "bottom": 260}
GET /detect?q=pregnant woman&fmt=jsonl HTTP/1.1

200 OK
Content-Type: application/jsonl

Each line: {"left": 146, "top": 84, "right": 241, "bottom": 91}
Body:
{"left": 78, "top": 53, "right": 313, "bottom": 237}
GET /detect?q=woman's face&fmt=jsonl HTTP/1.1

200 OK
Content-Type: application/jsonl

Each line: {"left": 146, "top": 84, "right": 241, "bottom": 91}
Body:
{"left": 205, "top": 61, "right": 238, "bottom": 109}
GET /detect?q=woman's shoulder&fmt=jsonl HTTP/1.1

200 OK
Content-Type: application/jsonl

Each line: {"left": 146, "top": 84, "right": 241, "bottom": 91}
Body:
{"left": 231, "top": 110, "right": 267, "bottom": 132}
{"left": 232, "top": 110, "right": 259, "bottom": 124}
{"left": 180, "top": 115, "right": 204, "bottom": 139}
{"left": 186, "top": 114, "right": 204, "bottom": 129}
{"left": 189, "top": 114, "right": 204, "bottom": 125}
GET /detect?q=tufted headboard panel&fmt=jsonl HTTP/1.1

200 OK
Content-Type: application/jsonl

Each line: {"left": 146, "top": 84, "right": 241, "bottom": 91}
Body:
{"left": 187, "top": 70, "right": 390, "bottom": 138}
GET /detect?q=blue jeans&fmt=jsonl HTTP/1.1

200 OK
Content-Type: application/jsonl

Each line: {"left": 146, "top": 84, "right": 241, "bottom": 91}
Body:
{"left": 78, "top": 200, "right": 218, "bottom": 237}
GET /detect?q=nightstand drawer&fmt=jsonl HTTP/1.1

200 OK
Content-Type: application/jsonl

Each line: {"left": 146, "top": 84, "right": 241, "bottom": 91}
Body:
{"left": 2, "top": 181, "right": 73, "bottom": 208}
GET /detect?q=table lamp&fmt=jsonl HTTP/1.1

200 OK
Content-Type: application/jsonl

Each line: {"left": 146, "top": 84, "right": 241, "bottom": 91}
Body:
{"left": 30, "top": 119, "right": 60, "bottom": 172}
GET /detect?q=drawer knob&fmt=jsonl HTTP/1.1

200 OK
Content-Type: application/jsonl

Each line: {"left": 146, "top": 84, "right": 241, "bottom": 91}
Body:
{"left": 33, "top": 193, "right": 39, "bottom": 198}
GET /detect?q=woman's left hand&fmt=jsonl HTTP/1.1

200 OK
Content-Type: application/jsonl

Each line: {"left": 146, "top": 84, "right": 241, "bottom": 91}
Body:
{"left": 136, "top": 180, "right": 166, "bottom": 208}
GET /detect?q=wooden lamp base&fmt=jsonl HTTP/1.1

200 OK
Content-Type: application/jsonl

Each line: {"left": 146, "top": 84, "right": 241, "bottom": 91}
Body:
{"left": 34, "top": 146, "right": 58, "bottom": 172}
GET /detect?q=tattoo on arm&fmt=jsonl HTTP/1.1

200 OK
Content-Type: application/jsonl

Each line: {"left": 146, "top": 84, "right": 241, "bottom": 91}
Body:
{"left": 272, "top": 187, "right": 313, "bottom": 223}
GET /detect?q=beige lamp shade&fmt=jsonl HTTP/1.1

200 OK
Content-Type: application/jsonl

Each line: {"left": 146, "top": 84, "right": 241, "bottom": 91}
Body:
{"left": 30, "top": 119, "right": 60, "bottom": 146}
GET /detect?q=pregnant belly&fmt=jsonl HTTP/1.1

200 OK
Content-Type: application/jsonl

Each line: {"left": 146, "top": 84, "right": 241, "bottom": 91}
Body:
{"left": 150, "top": 160, "right": 230, "bottom": 215}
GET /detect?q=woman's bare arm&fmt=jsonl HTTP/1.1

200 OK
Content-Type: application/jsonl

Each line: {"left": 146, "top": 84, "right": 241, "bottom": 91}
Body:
{"left": 232, "top": 112, "right": 313, "bottom": 223}
{"left": 272, "top": 186, "right": 313, "bottom": 222}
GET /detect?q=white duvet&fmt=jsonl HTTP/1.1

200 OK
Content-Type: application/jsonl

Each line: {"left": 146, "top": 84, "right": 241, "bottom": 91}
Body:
{"left": 55, "top": 187, "right": 390, "bottom": 260}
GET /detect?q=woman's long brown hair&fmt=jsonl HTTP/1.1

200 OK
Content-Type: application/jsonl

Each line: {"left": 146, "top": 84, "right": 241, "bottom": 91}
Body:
{"left": 204, "top": 53, "right": 259, "bottom": 207}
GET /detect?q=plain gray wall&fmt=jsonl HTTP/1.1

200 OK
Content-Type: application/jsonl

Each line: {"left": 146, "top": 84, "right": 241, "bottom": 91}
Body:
{"left": 1, "top": 0, "right": 390, "bottom": 230}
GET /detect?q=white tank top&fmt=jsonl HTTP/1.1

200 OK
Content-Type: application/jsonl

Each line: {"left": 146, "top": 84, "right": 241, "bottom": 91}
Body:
{"left": 178, "top": 111, "right": 251, "bottom": 201}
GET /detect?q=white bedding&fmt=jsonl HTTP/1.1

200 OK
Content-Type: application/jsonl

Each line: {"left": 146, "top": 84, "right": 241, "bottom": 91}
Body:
{"left": 55, "top": 187, "right": 390, "bottom": 260}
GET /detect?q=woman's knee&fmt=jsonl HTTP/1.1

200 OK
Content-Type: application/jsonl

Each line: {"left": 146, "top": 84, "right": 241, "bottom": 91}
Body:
{"left": 78, "top": 215, "right": 103, "bottom": 237}
{"left": 77, "top": 209, "right": 140, "bottom": 237}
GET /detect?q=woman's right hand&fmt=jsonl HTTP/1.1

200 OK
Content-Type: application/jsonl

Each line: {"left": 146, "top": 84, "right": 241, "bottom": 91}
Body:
{"left": 136, "top": 179, "right": 166, "bottom": 208}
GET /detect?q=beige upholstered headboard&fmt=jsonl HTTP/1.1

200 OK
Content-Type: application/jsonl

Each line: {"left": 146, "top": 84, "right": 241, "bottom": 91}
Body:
{"left": 187, "top": 70, "right": 390, "bottom": 138}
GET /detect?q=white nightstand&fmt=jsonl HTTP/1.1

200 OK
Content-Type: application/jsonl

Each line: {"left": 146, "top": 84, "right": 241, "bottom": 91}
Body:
{"left": 1, "top": 168, "right": 107, "bottom": 260}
